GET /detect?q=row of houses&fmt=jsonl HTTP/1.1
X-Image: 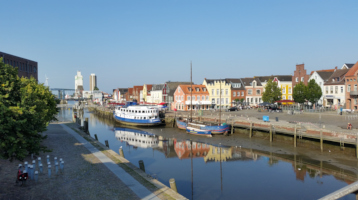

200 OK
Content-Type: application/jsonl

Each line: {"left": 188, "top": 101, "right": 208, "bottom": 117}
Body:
{"left": 112, "top": 62, "right": 358, "bottom": 111}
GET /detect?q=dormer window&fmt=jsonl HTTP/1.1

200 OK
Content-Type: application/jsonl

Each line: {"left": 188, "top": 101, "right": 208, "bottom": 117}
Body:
{"left": 188, "top": 87, "right": 192, "bottom": 92}
{"left": 202, "top": 88, "right": 207, "bottom": 92}
{"left": 196, "top": 88, "right": 199, "bottom": 92}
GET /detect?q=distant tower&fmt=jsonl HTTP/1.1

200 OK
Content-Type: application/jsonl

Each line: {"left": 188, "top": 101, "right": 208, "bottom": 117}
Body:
{"left": 90, "top": 73, "right": 97, "bottom": 91}
{"left": 75, "top": 71, "right": 83, "bottom": 95}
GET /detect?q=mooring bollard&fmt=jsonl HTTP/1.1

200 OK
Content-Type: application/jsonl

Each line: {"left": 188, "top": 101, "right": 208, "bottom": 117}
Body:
{"left": 55, "top": 162, "right": 59, "bottom": 175}
{"left": 169, "top": 178, "right": 178, "bottom": 193}
{"left": 84, "top": 121, "right": 88, "bottom": 133}
{"left": 39, "top": 164, "right": 43, "bottom": 173}
{"left": 47, "top": 155, "right": 50, "bottom": 163}
{"left": 270, "top": 125, "right": 273, "bottom": 142}
{"left": 119, "top": 147, "right": 125, "bottom": 158}
{"left": 32, "top": 160, "right": 36, "bottom": 170}
{"left": 138, "top": 160, "right": 145, "bottom": 172}
{"left": 38, "top": 157, "right": 41, "bottom": 166}
{"left": 48, "top": 165, "right": 51, "bottom": 178}
{"left": 105, "top": 140, "right": 109, "bottom": 148}
{"left": 60, "top": 161, "right": 64, "bottom": 171}
{"left": 28, "top": 165, "right": 33, "bottom": 180}
{"left": 54, "top": 157, "right": 57, "bottom": 163}
{"left": 24, "top": 161, "right": 28, "bottom": 172}
{"left": 34, "top": 171, "right": 38, "bottom": 182}
{"left": 94, "top": 134, "right": 98, "bottom": 141}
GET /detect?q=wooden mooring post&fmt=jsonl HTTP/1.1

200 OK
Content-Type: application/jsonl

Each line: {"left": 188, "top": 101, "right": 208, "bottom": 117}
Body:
{"left": 231, "top": 119, "right": 234, "bottom": 134}
{"left": 356, "top": 138, "right": 358, "bottom": 159}
{"left": 105, "top": 140, "right": 109, "bottom": 148}
{"left": 139, "top": 160, "right": 145, "bottom": 172}
{"left": 269, "top": 124, "right": 273, "bottom": 142}
{"left": 294, "top": 125, "right": 297, "bottom": 147}
{"left": 169, "top": 178, "right": 178, "bottom": 193}
{"left": 320, "top": 129, "right": 323, "bottom": 152}
{"left": 94, "top": 134, "right": 98, "bottom": 141}
{"left": 249, "top": 122, "right": 253, "bottom": 138}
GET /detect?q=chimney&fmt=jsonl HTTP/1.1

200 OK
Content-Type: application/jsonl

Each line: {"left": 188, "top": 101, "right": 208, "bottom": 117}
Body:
{"left": 335, "top": 66, "right": 338, "bottom": 71}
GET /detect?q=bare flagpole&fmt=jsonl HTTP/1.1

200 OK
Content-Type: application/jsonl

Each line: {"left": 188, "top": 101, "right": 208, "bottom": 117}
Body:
{"left": 190, "top": 61, "right": 192, "bottom": 122}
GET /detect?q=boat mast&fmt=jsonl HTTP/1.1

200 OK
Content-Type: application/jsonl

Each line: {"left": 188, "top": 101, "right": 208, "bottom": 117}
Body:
{"left": 219, "top": 79, "right": 221, "bottom": 125}
{"left": 190, "top": 61, "right": 192, "bottom": 122}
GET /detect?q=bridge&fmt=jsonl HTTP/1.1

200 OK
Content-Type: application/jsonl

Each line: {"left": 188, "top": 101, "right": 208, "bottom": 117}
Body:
{"left": 50, "top": 88, "right": 75, "bottom": 99}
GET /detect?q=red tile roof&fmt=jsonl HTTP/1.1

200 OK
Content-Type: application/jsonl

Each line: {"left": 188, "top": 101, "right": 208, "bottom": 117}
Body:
{"left": 178, "top": 84, "right": 209, "bottom": 95}
{"left": 345, "top": 62, "right": 358, "bottom": 77}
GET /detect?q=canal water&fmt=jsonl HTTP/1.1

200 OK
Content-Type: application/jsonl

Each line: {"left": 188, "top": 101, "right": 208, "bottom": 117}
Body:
{"left": 57, "top": 106, "right": 358, "bottom": 200}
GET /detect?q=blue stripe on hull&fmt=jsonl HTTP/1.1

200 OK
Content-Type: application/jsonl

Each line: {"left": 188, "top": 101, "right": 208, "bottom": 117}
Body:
{"left": 201, "top": 125, "right": 230, "bottom": 134}
{"left": 114, "top": 115, "right": 162, "bottom": 126}
{"left": 186, "top": 128, "right": 212, "bottom": 136}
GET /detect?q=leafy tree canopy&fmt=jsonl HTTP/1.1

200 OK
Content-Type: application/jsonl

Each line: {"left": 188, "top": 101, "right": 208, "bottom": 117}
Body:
{"left": 0, "top": 58, "right": 58, "bottom": 161}
{"left": 94, "top": 86, "right": 99, "bottom": 91}
{"left": 262, "top": 79, "right": 282, "bottom": 103}
{"left": 292, "top": 82, "right": 306, "bottom": 104}
{"left": 306, "top": 79, "right": 322, "bottom": 105}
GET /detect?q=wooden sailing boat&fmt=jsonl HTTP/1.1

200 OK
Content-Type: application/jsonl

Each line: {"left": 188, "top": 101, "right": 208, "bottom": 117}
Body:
{"left": 185, "top": 62, "right": 212, "bottom": 137}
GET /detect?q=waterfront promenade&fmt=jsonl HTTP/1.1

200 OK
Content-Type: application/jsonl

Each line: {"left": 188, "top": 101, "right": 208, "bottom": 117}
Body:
{"left": 0, "top": 122, "right": 186, "bottom": 200}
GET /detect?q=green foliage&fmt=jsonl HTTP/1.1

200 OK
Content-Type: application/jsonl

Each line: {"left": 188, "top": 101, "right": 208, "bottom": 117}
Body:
{"left": 0, "top": 58, "right": 58, "bottom": 161}
{"left": 306, "top": 79, "right": 322, "bottom": 105}
{"left": 94, "top": 86, "right": 99, "bottom": 91}
{"left": 262, "top": 79, "right": 282, "bottom": 103}
{"left": 292, "top": 82, "right": 306, "bottom": 104}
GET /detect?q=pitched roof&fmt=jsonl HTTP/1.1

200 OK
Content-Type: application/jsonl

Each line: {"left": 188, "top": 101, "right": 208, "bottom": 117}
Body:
{"left": 241, "top": 77, "right": 262, "bottom": 87}
{"left": 166, "top": 82, "right": 192, "bottom": 96}
{"left": 145, "top": 84, "right": 153, "bottom": 91}
{"left": 204, "top": 79, "right": 228, "bottom": 84}
{"left": 316, "top": 71, "right": 335, "bottom": 82}
{"left": 133, "top": 85, "right": 143, "bottom": 91}
{"left": 343, "top": 63, "right": 355, "bottom": 69}
{"left": 324, "top": 69, "right": 349, "bottom": 85}
{"left": 113, "top": 88, "right": 128, "bottom": 93}
{"left": 127, "top": 88, "right": 133, "bottom": 94}
{"left": 256, "top": 75, "right": 292, "bottom": 82}
{"left": 310, "top": 69, "right": 335, "bottom": 75}
{"left": 225, "top": 78, "right": 245, "bottom": 90}
{"left": 345, "top": 62, "right": 358, "bottom": 77}
{"left": 178, "top": 85, "right": 209, "bottom": 95}
{"left": 152, "top": 84, "right": 165, "bottom": 91}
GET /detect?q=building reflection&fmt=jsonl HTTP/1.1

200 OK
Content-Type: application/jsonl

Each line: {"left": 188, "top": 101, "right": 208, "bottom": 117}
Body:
{"left": 114, "top": 127, "right": 159, "bottom": 148}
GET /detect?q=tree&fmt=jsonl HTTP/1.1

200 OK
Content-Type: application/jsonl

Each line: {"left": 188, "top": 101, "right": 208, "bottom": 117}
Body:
{"left": 94, "top": 86, "right": 99, "bottom": 91}
{"left": 306, "top": 79, "right": 322, "bottom": 106}
{"left": 234, "top": 98, "right": 240, "bottom": 105}
{"left": 0, "top": 58, "right": 58, "bottom": 161}
{"left": 292, "top": 82, "right": 306, "bottom": 104}
{"left": 262, "top": 79, "right": 282, "bottom": 103}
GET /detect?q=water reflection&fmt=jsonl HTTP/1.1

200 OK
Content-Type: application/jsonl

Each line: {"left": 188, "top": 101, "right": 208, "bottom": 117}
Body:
{"left": 115, "top": 127, "right": 159, "bottom": 148}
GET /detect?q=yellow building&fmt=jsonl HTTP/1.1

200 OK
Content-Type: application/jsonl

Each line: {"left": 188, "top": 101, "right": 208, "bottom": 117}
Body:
{"left": 203, "top": 79, "right": 231, "bottom": 109}
{"left": 142, "top": 84, "right": 153, "bottom": 102}
{"left": 203, "top": 146, "right": 233, "bottom": 162}
{"left": 257, "top": 76, "right": 293, "bottom": 104}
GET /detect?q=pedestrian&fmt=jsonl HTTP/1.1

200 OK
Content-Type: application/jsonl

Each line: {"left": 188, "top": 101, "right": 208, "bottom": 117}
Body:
{"left": 347, "top": 123, "right": 353, "bottom": 130}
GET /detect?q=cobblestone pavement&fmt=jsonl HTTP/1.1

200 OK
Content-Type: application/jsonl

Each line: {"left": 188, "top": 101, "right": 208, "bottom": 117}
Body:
{"left": 0, "top": 124, "right": 141, "bottom": 200}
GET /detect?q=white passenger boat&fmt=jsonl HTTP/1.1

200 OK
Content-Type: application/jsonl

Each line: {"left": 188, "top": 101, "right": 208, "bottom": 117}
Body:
{"left": 113, "top": 105, "right": 165, "bottom": 126}
{"left": 114, "top": 127, "right": 159, "bottom": 148}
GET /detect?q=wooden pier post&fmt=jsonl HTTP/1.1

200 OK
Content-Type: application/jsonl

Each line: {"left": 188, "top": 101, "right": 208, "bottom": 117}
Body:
{"left": 105, "top": 140, "right": 109, "bottom": 148}
{"left": 249, "top": 122, "right": 253, "bottom": 138}
{"left": 231, "top": 119, "right": 234, "bottom": 134}
{"left": 169, "top": 178, "right": 178, "bottom": 193}
{"left": 119, "top": 148, "right": 125, "bottom": 158}
{"left": 356, "top": 138, "right": 358, "bottom": 159}
{"left": 269, "top": 124, "right": 273, "bottom": 142}
{"left": 294, "top": 125, "right": 297, "bottom": 147}
{"left": 320, "top": 129, "right": 323, "bottom": 152}
{"left": 94, "top": 134, "right": 98, "bottom": 141}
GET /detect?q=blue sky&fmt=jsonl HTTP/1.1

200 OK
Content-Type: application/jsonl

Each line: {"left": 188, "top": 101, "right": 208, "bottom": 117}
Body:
{"left": 1, "top": 0, "right": 357, "bottom": 93}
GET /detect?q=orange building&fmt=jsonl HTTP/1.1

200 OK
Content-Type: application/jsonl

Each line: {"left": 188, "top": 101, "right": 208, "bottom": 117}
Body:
{"left": 172, "top": 84, "right": 210, "bottom": 111}
{"left": 345, "top": 61, "right": 358, "bottom": 110}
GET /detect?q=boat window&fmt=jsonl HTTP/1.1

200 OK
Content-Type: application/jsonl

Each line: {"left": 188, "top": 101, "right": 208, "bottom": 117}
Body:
{"left": 135, "top": 110, "right": 137, "bottom": 113}
{"left": 144, "top": 117, "right": 146, "bottom": 119}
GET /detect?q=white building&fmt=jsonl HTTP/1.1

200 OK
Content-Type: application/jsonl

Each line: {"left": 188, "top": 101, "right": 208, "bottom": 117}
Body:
{"left": 323, "top": 69, "right": 349, "bottom": 108}
{"left": 309, "top": 71, "right": 334, "bottom": 105}
{"left": 75, "top": 71, "right": 83, "bottom": 95}
{"left": 113, "top": 88, "right": 128, "bottom": 102}
{"left": 82, "top": 90, "right": 93, "bottom": 99}
{"left": 149, "top": 84, "right": 164, "bottom": 103}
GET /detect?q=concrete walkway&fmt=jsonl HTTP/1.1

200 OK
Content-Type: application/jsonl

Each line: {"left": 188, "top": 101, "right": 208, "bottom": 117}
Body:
{"left": 60, "top": 124, "right": 160, "bottom": 200}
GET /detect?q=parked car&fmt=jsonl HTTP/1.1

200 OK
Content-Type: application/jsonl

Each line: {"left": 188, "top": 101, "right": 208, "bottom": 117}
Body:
{"left": 269, "top": 106, "right": 282, "bottom": 112}
{"left": 228, "top": 107, "right": 238, "bottom": 112}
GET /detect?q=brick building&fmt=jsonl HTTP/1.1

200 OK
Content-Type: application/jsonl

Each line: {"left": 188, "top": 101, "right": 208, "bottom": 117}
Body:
{"left": 172, "top": 84, "right": 210, "bottom": 111}
{"left": 225, "top": 78, "right": 246, "bottom": 106}
{"left": 292, "top": 64, "right": 309, "bottom": 88}
{"left": 0, "top": 51, "right": 38, "bottom": 81}
{"left": 344, "top": 62, "right": 358, "bottom": 110}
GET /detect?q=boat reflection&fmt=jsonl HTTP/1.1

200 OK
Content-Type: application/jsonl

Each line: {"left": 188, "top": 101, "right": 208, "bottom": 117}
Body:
{"left": 114, "top": 127, "right": 159, "bottom": 148}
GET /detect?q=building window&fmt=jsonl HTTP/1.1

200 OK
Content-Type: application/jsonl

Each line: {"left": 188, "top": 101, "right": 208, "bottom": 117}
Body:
{"left": 221, "top": 98, "right": 224, "bottom": 104}
{"left": 248, "top": 89, "right": 252, "bottom": 95}
{"left": 282, "top": 88, "right": 286, "bottom": 94}
{"left": 233, "top": 92, "right": 236, "bottom": 97}
{"left": 217, "top": 98, "right": 219, "bottom": 104}
{"left": 256, "top": 90, "right": 261, "bottom": 95}
{"left": 288, "top": 96, "right": 292, "bottom": 100}
{"left": 325, "top": 87, "right": 328, "bottom": 94}
{"left": 348, "top": 85, "right": 351, "bottom": 92}
{"left": 216, "top": 89, "right": 219, "bottom": 95}
{"left": 301, "top": 77, "right": 304, "bottom": 82}
{"left": 212, "top": 98, "right": 215, "bottom": 104}
{"left": 335, "top": 86, "right": 338, "bottom": 94}
{"left": 282, "top": 96, "right": 286, "bottom": 100}
{"left": 225, "top": 89, "right": 228, "bottom": 95}
{"left": 341, "top": 87, "right": 343, "bottom": 93}
{"left": 296, "top": 77, "right": 298, "bottom": 82}
{"left": 221, "top": 89, "right": 224, "bottom": 95}
{"left": 330, "top": 86, "right": 333, "bottom": 94}
{"left": 238, "top": 92, "right": 240, "bottom": 96}
{"left": 288, "top": 87, "right": 292, "bottom": 94}
{"left": 255, "top": 98, "right": 258, "bottom": 103}
{"left": 242, "top": 92, "right": 244, "bottom": 96}
{"left": 225, "top": 98, "right": 228, "bottom": 104}
{"left": 202, "top": 96, "right": 205, "bottom": 101}
{"left": 212, "top": 89, "right": 214, "bottom": 95}
{"left": 247, "top": 98, "right": 249, "bottom": 102}
{"left": 187, "top": 96, "right": 191, "bottom": 100}
{"left": 355, "top": 85, "right": 358, "bottom": 91}
{"left": 250, "top": 98, "right": 253, "bottom": 103}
